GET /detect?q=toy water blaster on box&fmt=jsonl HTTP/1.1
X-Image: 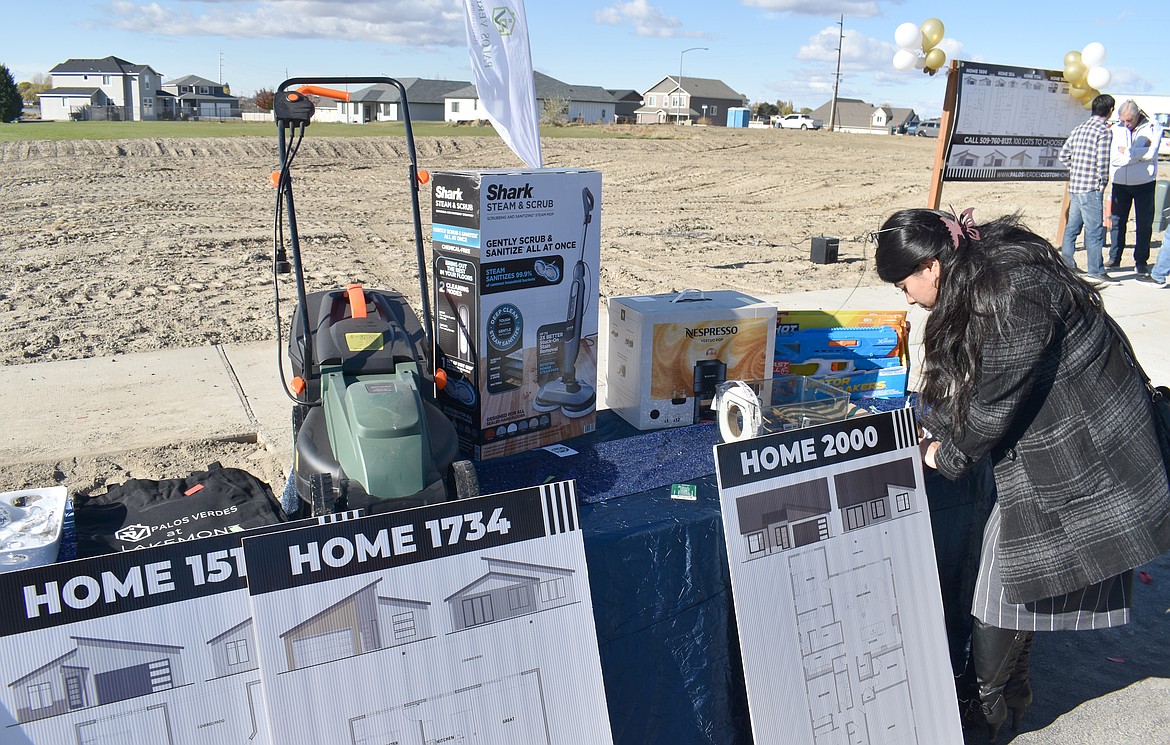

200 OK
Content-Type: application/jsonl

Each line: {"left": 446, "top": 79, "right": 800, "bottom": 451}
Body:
{"left": 774, "top": 322, "right": 907, "bottom": 399}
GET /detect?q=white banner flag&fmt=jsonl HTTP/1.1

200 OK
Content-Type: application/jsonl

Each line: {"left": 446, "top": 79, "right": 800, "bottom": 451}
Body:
{"left": 462, "top": 0, "right": 543, "bottom": 168}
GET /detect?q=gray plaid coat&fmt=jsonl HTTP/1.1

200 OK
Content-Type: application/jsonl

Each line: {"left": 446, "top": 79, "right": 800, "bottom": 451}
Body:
{"left": 932, "top": 267, "right": 1170, "bottom": 604}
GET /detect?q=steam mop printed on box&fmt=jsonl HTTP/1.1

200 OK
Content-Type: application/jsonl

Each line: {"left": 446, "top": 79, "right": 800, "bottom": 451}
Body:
{"left": 432, "top": 169, "right": 602, "bottom": 460}
{"left": 773, "top": 310, "right": 910, "bottom": 399}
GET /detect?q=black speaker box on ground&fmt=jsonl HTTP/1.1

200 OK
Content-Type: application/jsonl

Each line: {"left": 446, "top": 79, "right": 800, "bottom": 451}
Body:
{"left": 811, "top": 235, "right": 839, "bottom": 264}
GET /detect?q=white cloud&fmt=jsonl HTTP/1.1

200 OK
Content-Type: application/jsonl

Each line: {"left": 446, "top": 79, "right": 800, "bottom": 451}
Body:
{"left": 741, "top": 0, "right": 882, "bottom": 19}
{"left": 105, "top": 0, "right": 464, "bottom": 45}
{"left": 593, "top": 0, "right": 705, "bottom": 38}
{"left": 796, "top": 25, "right": 894, "bottom": 68}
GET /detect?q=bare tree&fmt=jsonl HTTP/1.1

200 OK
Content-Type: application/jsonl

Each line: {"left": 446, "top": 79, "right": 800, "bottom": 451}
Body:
{"left": 540, "top": 95, "right": 568, "bottom": 125}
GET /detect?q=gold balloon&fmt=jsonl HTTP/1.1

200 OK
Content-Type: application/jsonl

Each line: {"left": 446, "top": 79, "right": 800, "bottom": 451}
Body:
{"left": 1064, "top": 61, "right": 1087, "bottom": 86}
{"left": 1063, "top": 50, "right": 1082, "bottom": 68}
{"left": 1070, "top": 85, "right": 1092, "bottom": 102}
{"left": 924, "top": 47, "right": 947, "bottom": 71}
{"left": 920, "top": 18, "right": 945, "bottom": 52}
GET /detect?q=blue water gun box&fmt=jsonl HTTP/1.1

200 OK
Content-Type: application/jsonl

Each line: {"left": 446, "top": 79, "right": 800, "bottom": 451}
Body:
{"left": 773, "top": 310, "right": 909, "bottom": 399}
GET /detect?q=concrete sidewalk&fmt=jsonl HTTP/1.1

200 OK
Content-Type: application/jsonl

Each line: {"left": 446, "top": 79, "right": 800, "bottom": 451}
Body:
{"left": 2, "top": 281, "right": 1166, "bottom": 475}
{"left": 0, "top": 281, "right": 1167, "bottom": 744}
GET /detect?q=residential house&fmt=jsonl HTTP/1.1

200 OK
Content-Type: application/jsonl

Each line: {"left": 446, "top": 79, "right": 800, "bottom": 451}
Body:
{"left": 606, "top": 89, "right": 642, "bottom": 123}
{"left": 10, "top": 635, "right": 186, "bottom": 723}
{"left": 810, "top": 97, "right": 918, "bottom": 135}
{"left": 634, "top": 76, "right": 747, "bottom": 125}
{"left": 339, "top": 78, "right": 471, "bottom": 123}
{"left": 39, "top": 56, "right": 169, "bottom": 121}
{"left": 445, "top": 72, "right": 618, "bottom": 124}
{"left": 161, "top": 74, "right": 241, "bottom": 119}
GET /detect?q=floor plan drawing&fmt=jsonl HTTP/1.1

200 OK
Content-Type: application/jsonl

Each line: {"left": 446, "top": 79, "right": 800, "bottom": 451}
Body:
{"left": 347, "top": 668, "right": 550, "bottom": 745}
{"left": 73, "top": 702, "right": 175, "bottom": 745}
{"left": 716, "top": 411, "right": 963, "bottom": 745}
{"left": 790, "top": 542, "right": 917, "bottom": 745}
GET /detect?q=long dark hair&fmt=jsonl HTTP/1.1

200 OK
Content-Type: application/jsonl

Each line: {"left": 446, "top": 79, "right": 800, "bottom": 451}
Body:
{"left": 874, "top": 208, "right": 1101, "bottom": 434}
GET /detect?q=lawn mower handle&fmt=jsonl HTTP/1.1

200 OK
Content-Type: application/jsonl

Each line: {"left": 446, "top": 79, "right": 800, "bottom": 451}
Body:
{"left": 276, "top": 76, "right": 434, "bottom": 354}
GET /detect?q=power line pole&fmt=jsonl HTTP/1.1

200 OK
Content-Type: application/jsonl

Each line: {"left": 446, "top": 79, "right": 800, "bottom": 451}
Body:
{"left": 828, "top": 15, "right": 844, "bottom": 132}
{"left": 218, "top": 52, "right": 223, "bottom": 84}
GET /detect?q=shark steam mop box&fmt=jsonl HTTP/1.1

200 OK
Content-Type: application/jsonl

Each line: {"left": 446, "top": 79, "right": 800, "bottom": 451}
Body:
{"left": 607, "top": 290, "right": 777, "bottom": 430}
{"left": 432, "top": 169, "right": 602, "bottom": 460}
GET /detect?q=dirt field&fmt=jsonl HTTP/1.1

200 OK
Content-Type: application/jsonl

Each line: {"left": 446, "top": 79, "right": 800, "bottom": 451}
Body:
{"left": 0, "top": 126, "right": 1070, "bottom": 495}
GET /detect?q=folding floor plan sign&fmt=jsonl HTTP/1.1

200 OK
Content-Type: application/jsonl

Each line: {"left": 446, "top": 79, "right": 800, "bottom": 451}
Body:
{"left": 0, "top": 510, "right": 360, "bottom": 745}
{"left": 240, "top": 480, "right": 613, "bottom": 745}
{"left": 715, "top": 408, "right": 963, "bottom": 745}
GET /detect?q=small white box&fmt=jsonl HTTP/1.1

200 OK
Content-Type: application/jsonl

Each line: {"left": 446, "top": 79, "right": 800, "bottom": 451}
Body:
{"left": 606, "top": 290, "right": 777, "bottom": 430}
{"left": 0, "top": 487, "right": 67, "bottom": 573}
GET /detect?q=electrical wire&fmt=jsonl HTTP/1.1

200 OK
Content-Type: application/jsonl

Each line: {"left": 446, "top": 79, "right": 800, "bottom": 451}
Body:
{"left": 270, "top": 122, "right": 322, "bottom": 407}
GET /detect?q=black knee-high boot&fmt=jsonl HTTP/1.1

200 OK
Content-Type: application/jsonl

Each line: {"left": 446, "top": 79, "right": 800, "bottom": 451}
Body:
{"left": 1002, "top": 630, "right": 1035, "bottom": 730}
{"left": 971, "top": 618, "right": 1031, "bottom": 743}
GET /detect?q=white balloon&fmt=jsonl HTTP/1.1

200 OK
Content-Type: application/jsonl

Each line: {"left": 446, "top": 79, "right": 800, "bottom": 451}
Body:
{"left": 1086, "top": 66, "right": 1111, "bottom": 90}
{"left": 894, "top": 22, "right": 922, "bottom": 51}
{"left": 914, "top": 55, "right": 927, "bottom": 70}
{"left": 1081, "top": 42, "right": 1107, "bottom": 68}
{"left": 893, "top": 49, "right": 918, "bottom": 71}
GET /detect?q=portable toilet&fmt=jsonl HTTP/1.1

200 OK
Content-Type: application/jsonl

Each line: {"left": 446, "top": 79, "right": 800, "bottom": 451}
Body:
{"left": 726, "top": 107, "right": 749, "bottom": 128}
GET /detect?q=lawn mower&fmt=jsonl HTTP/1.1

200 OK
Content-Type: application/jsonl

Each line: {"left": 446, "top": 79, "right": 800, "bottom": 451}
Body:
{"left": 271, "top": 76, "right": 478, "bottom": 517}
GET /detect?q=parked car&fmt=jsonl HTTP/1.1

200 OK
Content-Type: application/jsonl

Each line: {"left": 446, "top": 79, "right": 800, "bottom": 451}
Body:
{"left": 1156, "top": 113, "right": 1170, "bottom": 159}
{"left": 774, "top": 114, "right": 823, "bottom": 130}
{"left": 906, "top": 120, "right": 921, "bottom": 136}
{"left": 916, "top": 119, "right": 941, "bottom": 138}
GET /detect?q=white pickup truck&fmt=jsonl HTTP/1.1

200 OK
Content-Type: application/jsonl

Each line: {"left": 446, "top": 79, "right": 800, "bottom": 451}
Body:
{"left": 773, "top": 114, "right": 823, "bottom": 130}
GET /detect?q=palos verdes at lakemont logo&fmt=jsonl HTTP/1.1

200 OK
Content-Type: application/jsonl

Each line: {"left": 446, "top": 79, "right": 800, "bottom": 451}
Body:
{"left": 493, "top": 6, "right": 517, "bottom": 35}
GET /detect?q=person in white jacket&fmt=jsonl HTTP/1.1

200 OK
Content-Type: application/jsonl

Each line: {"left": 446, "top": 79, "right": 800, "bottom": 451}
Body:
{"left": 1106, "top": 100, "right": 1163, "bottom": 275}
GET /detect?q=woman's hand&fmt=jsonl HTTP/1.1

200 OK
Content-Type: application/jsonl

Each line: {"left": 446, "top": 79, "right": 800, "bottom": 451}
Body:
{"left": 919, "top": 438, "right": 940, "bottom": 469}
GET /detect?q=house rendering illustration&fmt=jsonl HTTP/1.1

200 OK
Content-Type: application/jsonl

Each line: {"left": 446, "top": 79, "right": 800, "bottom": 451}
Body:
{"left": 634, "top": 76, "right": 747, "bottom": 125}
{"left": 736, "top": 479, "right": 834, "bottom": 560}
{"left": 39, "top": 56, "right": 167, "bottom": 121}
{"left": 206, "top": 618, "right": 259, "bottom": 678}
{"left": 280, "top": 579, "right": 433, "bottom": 671}
{"left": 444, "top": 557, "right": 578, "bottom": 632}
{"left": 8, "top": 635, "right": 186, "bottom": 723}
{"left": 833, "top": 457, "right": 918, "bottom": 532}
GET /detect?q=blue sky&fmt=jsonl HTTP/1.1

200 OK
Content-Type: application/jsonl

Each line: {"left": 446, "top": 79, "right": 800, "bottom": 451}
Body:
{"left": 3, "top": 1, "right": 1165, "bottom": 118}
